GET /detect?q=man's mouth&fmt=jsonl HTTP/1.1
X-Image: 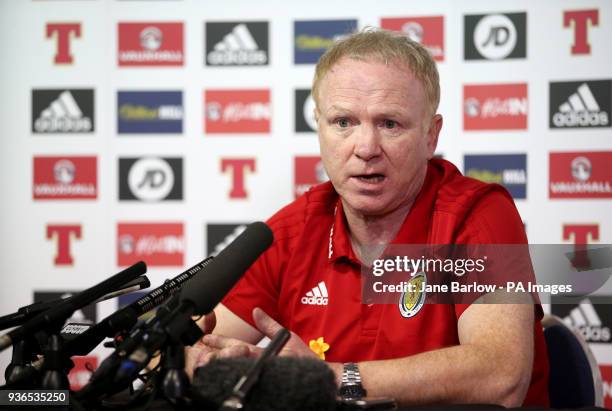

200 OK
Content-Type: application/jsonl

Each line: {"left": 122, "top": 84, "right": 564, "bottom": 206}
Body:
{"left": 354, "top": 173, "right": 385, "bottom": 183}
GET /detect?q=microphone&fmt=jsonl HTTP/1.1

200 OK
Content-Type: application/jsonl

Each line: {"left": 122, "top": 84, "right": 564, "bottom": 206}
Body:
{"left": 63, "top": 257, "right": 214, "bottom": 357}
{"left": 0, "top": 261, "right": 147, "bottom": 352}
{"left": 91, "top": 275, "right": 151, "bottom": 303}
{"left": 180, "top": 221, "right": 274, "bottom": 315}
{"left": 113, "top": 222, "right": 273, "bottom": 386}
{"left": 0, "top": 275, "right": 150, "bottom": 332}
{"left": 192, "top": 357, "right": 337, "bottom": 411}
{"left": 221, "top": 328, "right": 290, "bottom": 410}
{"left": 74, "top": 296, "right": 181, "bottom": 401}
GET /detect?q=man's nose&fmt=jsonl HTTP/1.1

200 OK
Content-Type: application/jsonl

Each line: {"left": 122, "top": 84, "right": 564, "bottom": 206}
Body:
{"left": 353, "top": 125, "right": 382, "bottom": 161}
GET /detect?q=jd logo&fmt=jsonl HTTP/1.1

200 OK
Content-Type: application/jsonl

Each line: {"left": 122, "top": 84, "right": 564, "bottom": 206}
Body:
{"left": 119, "top": 157, "right": 183, "bottom": 201}
{"left": 465, "top": 13, "right": 526, "bottom": 61}
{"left": 475, "top": 15, "right": 516, "bottom": 59}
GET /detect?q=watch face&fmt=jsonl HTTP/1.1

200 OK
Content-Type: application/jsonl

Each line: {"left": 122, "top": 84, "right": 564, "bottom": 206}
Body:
{"left": 340, "top": 384, "right": 366, "bottom": 399}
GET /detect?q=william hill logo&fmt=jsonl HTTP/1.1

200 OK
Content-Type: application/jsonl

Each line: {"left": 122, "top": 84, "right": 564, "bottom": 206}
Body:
{"left": 464, "top": 154, "right": 527, "bottom": 199}
{"left": 117, "top": 91, "right": 183, "bottom": 134}
{"left": 294, "top": 19, "right": 357, "bottom": 64}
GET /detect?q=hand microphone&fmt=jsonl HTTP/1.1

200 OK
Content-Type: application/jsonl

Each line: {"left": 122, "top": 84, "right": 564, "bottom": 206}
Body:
{"left": 221, "top": 328, "right": 290, "bottom": 411}
{"left": 192, "top": 357, "right": 337, "bottom": 411}
{"left": 0, "top": 261, "right": 147, "bottom": 352}
{"left": 63, "top": 257, "right": 214, "bottom": 357}
{"left": 0, "top": 275, "right": 150, "bottom": 332}
{"left": 72, "top": 295, "right": 182, "bottom": 401}
{"left": 2, "top": 275, "right": 153, "bottom": 389}
{"left": 113, "top": 222, "right": 273, "bottom": 386}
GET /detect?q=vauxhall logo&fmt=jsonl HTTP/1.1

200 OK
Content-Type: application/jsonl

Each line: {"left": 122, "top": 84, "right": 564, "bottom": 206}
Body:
{"left": 119, "top": 157, "right": 183, "bottom": 201}
{"left": 464, "top": 12, "right": 526, "bottom": 60}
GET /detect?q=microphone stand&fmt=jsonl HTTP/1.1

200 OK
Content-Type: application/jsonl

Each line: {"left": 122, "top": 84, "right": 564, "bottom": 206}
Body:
{"left": 1, "top": 267, "right": 149, "bottom": 390}
{"left": 4, "top": 339, "right": 37, "bottom": 388}
{"left": 161, "top": 341, "right": 190, "bottom": 406}
{"left": 40, "top": 333, "right": 70, "bottom": 390}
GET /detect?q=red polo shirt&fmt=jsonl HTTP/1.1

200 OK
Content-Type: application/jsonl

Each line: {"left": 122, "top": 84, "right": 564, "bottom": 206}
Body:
{"left": 222, "top": 159, "right": 548, "bottom": 406}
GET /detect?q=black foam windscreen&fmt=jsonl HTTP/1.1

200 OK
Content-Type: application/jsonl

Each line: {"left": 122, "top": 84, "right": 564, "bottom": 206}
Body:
{"left": 192, "top": 357, "right": 337, "bottom": 411}
{"left": 180, "top": 221, "right": 273, "bottom": 315}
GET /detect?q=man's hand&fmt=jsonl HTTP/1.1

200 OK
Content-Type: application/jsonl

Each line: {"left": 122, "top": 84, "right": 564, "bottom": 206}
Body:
{"left": 192, "top": 307, "right": 317, "bottom": 369}
{"left": 184, "top": 311, "right": 217, "bottom": 380}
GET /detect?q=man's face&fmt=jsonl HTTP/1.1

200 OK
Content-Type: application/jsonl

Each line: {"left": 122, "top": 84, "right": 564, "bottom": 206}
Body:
{"left": 315, "top": 57, "right": 441, "bottom": 217}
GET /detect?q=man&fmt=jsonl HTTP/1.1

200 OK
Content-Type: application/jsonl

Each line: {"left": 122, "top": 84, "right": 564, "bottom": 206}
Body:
{"left": 187, "top": 29, "right": 548, "bottom": 407}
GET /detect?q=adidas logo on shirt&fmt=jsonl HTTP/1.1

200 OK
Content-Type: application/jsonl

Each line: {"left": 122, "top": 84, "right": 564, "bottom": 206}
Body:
{"left": 33, "top": 89, "right": 94, "bottom": 133}
{"left": 301, "top": 281, "right": 329, "bottom": 306}
{"left": 562, "top": 298, "right": 611, "bottom": 342}
{"left": 550, "top": 80, "right": 611, "bottom": 128}
{"left": 206, "top": 22, "right": 268, "bottom": 66}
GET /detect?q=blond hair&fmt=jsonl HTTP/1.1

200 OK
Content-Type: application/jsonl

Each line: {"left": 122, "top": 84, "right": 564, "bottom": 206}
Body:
{"left": 312, "top": 28, "right": 440, "bottom": 117}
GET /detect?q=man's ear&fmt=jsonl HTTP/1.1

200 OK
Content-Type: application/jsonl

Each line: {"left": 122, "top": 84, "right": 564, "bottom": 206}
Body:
{"left": 314, "top": 107, "right": 320, "bottom": 124}
{"left": 426, "top": 114, "right": 443, "bottom": 159}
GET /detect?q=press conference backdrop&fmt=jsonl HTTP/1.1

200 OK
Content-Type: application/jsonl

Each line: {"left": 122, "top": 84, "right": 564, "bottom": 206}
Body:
{"left": 1, "top": 0, "right": 611, "bottom": 402}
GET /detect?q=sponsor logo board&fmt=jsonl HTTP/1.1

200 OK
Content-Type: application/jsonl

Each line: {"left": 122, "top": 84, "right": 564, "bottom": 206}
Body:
{"left": 205, "top": 22, "right": 268, "bottom": 66}
{"left": 69, "top": 356, "right": 98, "bottom": 391}
{"left": 119, "top": 157, "right": 183, "bottom": 201}
{"left": 380, "top": 16, "right": 444, "bottom": 61}
{"left": 294, "top": 156, "right": 328, "bottom": 198}
{"left": 118, "top": 291, "right": 156, "bottom": 320}
{"left": 32, "top": 89, "right": 94, "bottom": 133}
{"left": 464, "top": 12, "right": 526, "bottom": 60}
{"left": 463, "top": 83, "right": 527, "bottom": 130}
{"left": 294, "top": 19, "right": 358, "bottom": 64}
{"left": 46, "top": 23, "right": 81, "bottom": 64}
{"left": 117, "top": 91, "right": 183, "bottom": 133}
{"left": 118, "top": 22, "right": 183, "bottom": 66}
{"left": 220, "top": 158, "right": 256, "bottom": 199}
{"left": 33, "top": 291, "right": 96, "bottom": 324}
{"left": 46, "top": 224, "right": 82, "bottom": 266}
{"left": 551, "top": 296, "right": 612, "bottom": 344}
{"left": 205, "top": 90, "right": 270, "bottom": 134}
{"left": 295, "top": 89, "right": 317, "bottom": 133}
{"left": 464, "top": 154, "right": 527, "bottom": 199}
{"left": 549, "top": 80, "right": 611, "bottom": 129}
{"left": 550, "top": 152, "right": 612, "bottom": 198}
{"left": 117, "top": 223, "right": 184, "bottom": 267}
{"left": 563, "top": 9, "right": 599, "bottom": 55}
{"left": 601, "top": 365, "right": 612, "bottom": 408}
{"left": 33, "top": 156, "right": 97, "bottom": 200}
{"left": 206, "top": 224, "right": 248, "bottom": 256}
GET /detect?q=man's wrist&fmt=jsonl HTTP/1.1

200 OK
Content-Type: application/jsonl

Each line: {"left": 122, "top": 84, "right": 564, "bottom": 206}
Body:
{"left": 338, "top": 362, "right": 367, "bottom": 399}
{"left": 328, "top": 362, "right": 344, "bottom": 389}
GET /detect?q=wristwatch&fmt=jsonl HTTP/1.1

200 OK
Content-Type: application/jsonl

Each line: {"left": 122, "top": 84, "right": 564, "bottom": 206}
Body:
{"left": 339, "top": 362, "right": 367, "bottom": 399}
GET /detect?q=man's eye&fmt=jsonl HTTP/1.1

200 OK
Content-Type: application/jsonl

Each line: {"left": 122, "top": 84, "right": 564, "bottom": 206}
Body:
{"left": 383, "top": 119, "right": 397, "bottom": 129}
{"left": 336, "top": 118, "right": 350, "bottom": 128}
